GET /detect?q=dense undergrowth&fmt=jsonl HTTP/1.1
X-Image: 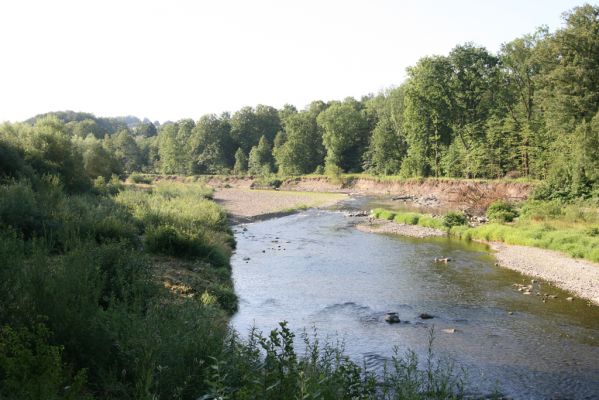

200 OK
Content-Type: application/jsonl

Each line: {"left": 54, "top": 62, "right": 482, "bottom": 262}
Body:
{"left": 372, "top": 200, "right": 599, "bottom": 263}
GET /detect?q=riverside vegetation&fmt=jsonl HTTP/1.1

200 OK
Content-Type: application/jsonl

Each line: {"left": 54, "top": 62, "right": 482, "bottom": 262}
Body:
{"left": 1, "top": 3, "right": 599, "bottom": 398}
{"left": 0, "top": 120, "right": 466, "bottom": 399}
{"left": 372, "top": 199, "right": 599, "bottom": 263}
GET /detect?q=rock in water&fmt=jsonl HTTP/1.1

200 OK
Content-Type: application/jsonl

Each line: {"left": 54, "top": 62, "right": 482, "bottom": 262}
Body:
{"left": 419, "top": 313, "right": 434, "bottom": 320}
{"left": 385, "top": 312, "right": 401, "bottom": 323}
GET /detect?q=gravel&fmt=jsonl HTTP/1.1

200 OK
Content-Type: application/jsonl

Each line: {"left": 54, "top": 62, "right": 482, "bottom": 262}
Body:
{"left": 491, "top": 242, "right": 599, "bottom": 305}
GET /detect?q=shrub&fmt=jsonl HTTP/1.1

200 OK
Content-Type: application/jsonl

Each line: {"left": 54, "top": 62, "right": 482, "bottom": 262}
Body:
{"left": 486, "top": 201, "right": 519, "bottom": 222}
{"left": 0, "top": 324, "right": 88, "bottom": 400}
{"left": 145, "top": 225, "right": 204, "bottom": 258}
{"left": 209, "top": 284, "right": 238, "bottom": 313}
{"left": 128, "top": 172, "right": 153, "bottom": 184}
{"left": 443, "top": 211, "right": 467, "bottom": 228}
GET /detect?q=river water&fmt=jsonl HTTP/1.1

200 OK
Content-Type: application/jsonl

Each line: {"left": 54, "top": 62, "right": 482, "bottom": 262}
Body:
{"left": 230, "top": 201, "right": 599, "bottom": 399}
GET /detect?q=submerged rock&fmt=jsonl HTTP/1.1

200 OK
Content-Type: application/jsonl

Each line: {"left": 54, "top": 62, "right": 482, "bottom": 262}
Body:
{"left": 419, "top": 313, "right": 434, "bottom": 320}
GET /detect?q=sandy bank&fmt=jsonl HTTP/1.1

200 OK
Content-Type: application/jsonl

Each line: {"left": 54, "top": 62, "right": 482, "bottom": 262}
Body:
{"left": 212, "top": 188, "right": 346, "bottom": 224}
{"left": 357, "top": 219, "right": 599, "bottom": 305}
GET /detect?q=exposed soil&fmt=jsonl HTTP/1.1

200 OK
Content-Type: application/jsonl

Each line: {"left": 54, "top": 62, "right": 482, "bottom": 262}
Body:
{"left": 202, "top": 175, "right": 533, "bottom": 215}
{"left": 281, "top": 177, "right": 533, "bottom": 214}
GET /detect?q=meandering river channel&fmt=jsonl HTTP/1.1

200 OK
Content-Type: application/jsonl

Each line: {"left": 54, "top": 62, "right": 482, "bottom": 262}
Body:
{"left": 230, "top": 200, "right": 599, "bottom": 399}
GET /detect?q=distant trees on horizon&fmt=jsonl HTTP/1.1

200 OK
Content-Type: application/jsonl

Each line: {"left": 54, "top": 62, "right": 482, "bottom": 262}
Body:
{"left": 3, "top": 4, "right": 599, "bottom": 200}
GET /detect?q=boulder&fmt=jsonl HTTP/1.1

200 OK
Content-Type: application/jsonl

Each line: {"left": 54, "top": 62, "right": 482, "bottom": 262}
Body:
{"left": 385, "top": 312, "right": 401, "bottom": 323}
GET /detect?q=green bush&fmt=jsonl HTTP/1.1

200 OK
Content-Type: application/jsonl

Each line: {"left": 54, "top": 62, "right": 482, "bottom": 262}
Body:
{"left": 129, "top": 173, "right": 153, "bottom": 184}
{"left": 209, "top": 284, "right": 238, "bottom": 313}
{"left": 443, "top": 211, "right": 467, "bottom": 228}
{"left": 0, "top": 324, "right": 88, "bottom": 400}
{"left": 486, "top": 201, "right": 519, "bottom": 222}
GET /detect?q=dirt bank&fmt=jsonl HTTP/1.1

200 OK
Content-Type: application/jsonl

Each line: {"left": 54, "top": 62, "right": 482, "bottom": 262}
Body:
{"left": 212, "top": 188, "right": 346, "bottom": 224}
{"left": 356, "top": 219, "right": 599, "bottom": 305}
{"left": 201, "top": 175, "right": 533, "bottom": 214}
{"left": 282, "top": 176, "right": 533, "bottom": 214}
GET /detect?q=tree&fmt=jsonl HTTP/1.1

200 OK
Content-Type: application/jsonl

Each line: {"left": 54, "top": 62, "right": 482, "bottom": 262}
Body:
{"left": 110, "top": 129, "right": 141, "bottom": 173}
{"left": 541, "top": 4, "right": 599, "bottom": 134}
{"left": 402, "top": 56, "right": 453, "bottom": 177}
{"left": 276, "top": 112, "right": 324, "bottom": 175}
{"left": 230, "top": 105, "right": 281, "bottom": 154}
{"left": 233, "top": 148, "right": 248, "bottom": 175}
{"left": 499, "top": 28, "right": 549, "bottom": 177}
{"left": 157, "top": 120, "right": 194, "bottom": 174}
{"left": 363, "top": 87, "right": 407, "bottom": 175}
{"left": 247, "top": 136, "right": 273, "bottom": 175}
{"left": 189, "top": 114, "right": 233, "bottom": 174}
{"left": 81, "top": 139, "right": 120, "bottom": 179}
{"left": 134, "top": 121, "right": 157, "bottom": 138}
{"left": 24, "top": 116, "right": 91, "bottom": 192}
{"left": 317, "top": 99, "right": 368, "bottom": 172}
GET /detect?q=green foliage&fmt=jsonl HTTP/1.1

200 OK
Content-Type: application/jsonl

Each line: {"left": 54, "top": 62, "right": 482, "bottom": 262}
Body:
{"left": 248, "top": 135, "right": 274, "bottom": 175}
{"left": 233, "top": 148, "right": 248, "bottom": 175}
{"left": 206, "top": 323, "right": 463, "bottom": 400}
{"left": 486, "top": 201, "right": 519, "bottom": 222}
{"left": 0, "top": 324, "right": 88, "bottom": 400}
{"left": 443, "top": 212, "right": 467, "bottom": 228}
{"left": 128, "top": 172, "right": 153, "bottom": 184}
{"left": 394, "top": 212, "right": 421, "bottom": 225}
{"left": 276, "top": 111, "right": 325, "bottom": 175}
{"left": 317, "top": 99, "right": 369, "bottom": 172}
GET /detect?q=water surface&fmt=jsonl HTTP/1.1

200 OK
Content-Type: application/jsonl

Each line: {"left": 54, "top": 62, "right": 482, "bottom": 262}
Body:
{"left": 230, "top": 206, "right": 599, "bottom": 399}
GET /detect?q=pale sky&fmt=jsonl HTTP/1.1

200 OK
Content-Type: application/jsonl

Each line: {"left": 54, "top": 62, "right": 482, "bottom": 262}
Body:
{"left": 0, "top": 0, "right": 592, "bottom": 123}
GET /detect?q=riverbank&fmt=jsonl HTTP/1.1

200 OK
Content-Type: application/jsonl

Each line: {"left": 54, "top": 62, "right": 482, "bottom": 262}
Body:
{"left": 200, "top": 174, "right": 533, "bottom": 215}
{"left": 212, "top": 187, "right": 347, "bottom": 223}
{"left": 359, "top": 217, "right": 599, "bottom": 305}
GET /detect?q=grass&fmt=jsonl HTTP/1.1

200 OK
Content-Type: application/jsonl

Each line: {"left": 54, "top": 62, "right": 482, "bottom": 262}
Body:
{"left": 372, "top": 200, "right": 599, "bottom": 263}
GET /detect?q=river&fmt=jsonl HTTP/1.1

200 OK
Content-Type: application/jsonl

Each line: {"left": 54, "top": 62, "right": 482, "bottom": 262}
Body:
{"left": 230, "top": 200, "right": 599, "bottom": 399}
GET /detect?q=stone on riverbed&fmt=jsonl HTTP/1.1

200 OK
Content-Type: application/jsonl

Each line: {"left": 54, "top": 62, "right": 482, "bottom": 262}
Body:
{"left": 419, "top": 313, "right": 434, "bottom": 320}
{"left": 384, "top": 312, "right": 401, "bottom": 323}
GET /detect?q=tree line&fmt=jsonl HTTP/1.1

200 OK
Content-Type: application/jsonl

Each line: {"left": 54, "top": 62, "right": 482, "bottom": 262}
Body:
{"left": 3, "top": 4, "right": 599, "bottom": 200}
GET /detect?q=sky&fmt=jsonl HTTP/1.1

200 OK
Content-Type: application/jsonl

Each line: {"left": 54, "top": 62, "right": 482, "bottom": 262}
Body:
{"left": 0, "top": 0, "right": 592, "bottom": 123}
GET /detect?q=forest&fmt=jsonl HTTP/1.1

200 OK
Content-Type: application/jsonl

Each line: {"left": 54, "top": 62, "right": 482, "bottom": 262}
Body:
{"left": 4, "top": 4, "right": 597, "bottom": 201}
{"left": 0, "top": 4, "right": 598, "bottom": 399}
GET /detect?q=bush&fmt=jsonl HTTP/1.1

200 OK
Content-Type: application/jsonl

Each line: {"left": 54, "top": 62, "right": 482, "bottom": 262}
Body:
{"left": 486, "top": 201, "right": 519, "bottom": 222}
{"left": 443, "top": 212, "right": 467, "bottom": 228}
{"left": 128, "top": 172, "right": 153, "bottom": 184}
{"left": 0, "top": 324, "right": 88, "bottom": 400}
